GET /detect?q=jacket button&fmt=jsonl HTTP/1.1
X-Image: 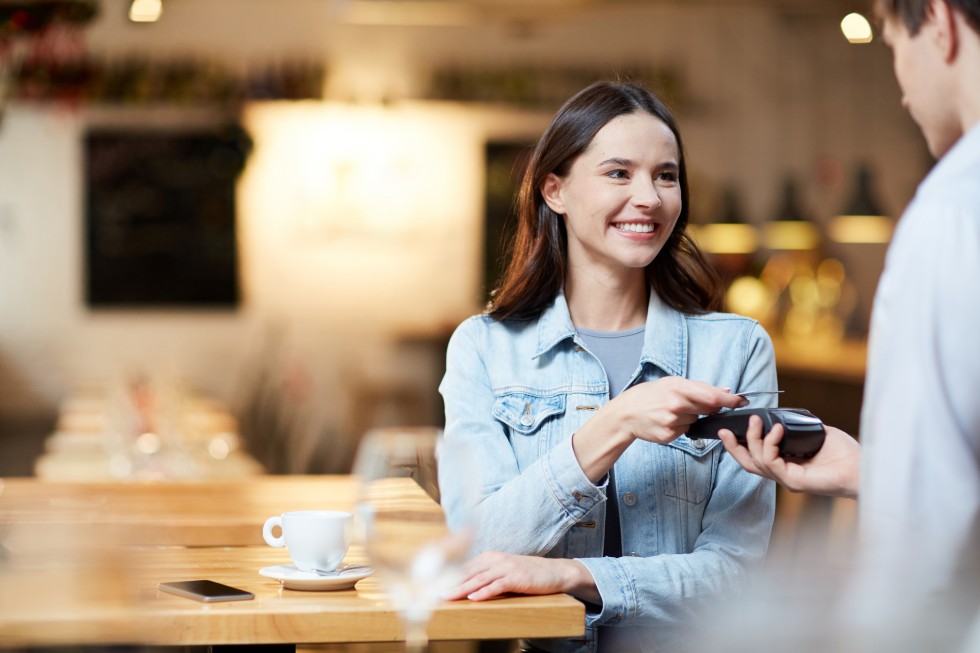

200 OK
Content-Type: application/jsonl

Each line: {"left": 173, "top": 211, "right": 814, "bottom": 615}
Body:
{"left": 693, "top": 438, "right": 706, "bottom": 450}
{"left": 572, "top": 491, "right": 594, "bottom": 509}
{"left": 520, "top": 414, "right": 534, "bottom": 427}
{"left": 622, "top": 492, "right": 637, "bottom": 506}
{"left": 628, "top": 551, "right": 640, "bottom": 557}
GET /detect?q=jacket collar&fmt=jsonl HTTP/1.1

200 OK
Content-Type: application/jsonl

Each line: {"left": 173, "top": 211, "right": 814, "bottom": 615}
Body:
{"left": 533, "top": 289, "right": 688, "bottom": 378}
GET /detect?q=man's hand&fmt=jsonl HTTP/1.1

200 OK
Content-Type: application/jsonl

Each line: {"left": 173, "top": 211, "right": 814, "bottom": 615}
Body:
{"left": 718, "top": 415, "right": 861, "bottom": 499}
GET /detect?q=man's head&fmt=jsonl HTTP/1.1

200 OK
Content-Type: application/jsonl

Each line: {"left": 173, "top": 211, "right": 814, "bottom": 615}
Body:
{"left": 876, "top": 0, "right": 980, "bottom": 157}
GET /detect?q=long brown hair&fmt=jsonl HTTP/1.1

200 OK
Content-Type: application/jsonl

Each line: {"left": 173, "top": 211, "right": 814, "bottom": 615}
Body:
{"left": 488, "top": 80, "right": 722, "bottom": 321}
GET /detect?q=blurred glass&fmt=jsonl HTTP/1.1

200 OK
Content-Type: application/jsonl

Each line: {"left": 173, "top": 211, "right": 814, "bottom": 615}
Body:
{"left": 352, "top": 428, "right": 478, "bottom": 653}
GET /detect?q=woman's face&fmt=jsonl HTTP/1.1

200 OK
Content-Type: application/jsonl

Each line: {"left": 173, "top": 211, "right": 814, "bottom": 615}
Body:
{"left": 542, "top": 111, "right": 682, "bottom": 281}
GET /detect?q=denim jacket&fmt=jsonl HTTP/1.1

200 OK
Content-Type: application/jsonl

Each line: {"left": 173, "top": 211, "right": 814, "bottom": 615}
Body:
{"left": 438, "top": 291, "right": 776, "bottom": 653}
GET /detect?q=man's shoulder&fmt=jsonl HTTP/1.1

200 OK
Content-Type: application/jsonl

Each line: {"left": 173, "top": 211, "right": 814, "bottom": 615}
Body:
{"left": 919, "top": 166, "right": 980, "bottom": 203}
{"left": 915, "top": 128, "right": 980, "bottom": 210}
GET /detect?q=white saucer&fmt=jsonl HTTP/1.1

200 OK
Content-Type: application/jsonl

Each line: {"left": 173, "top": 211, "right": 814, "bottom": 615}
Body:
{"left": 259, "top": 564, "right": 374, "bottom": 591}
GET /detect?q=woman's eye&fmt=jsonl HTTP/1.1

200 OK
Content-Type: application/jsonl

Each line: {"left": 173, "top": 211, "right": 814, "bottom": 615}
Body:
{"left": 658, "top": 171, "right": 678, "bottom": 182}
{"left": 607, "top": 169, "right": 629, "bottom": 179}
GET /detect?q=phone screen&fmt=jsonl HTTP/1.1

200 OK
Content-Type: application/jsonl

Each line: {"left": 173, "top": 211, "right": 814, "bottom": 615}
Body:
{"left": 158, "top": 580, "right": 255, "bottom": 603}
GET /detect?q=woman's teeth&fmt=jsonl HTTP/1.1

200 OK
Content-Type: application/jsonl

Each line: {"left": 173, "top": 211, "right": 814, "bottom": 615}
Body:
{"left": 614, "top": 223, "right": 655, "bottom": 233}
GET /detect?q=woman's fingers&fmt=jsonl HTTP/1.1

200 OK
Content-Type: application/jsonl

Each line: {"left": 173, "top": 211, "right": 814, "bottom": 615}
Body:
{"left": 454, "top": 571, "right": 506, "bottom": 601}
{"left": 448, "top": 565, "right": 518, "bottom": 602}
{"left": 443, "top": 575, "right": 482, "bottom": 601}
{"left": 444, "top": 553, "right": 498, "bottom": 600}
{"left": 446, "top": 552, "right": 575, "bottom": 602}
{"left": 465, "top": 577, "right": 510, "bottom": 601}
{"left": 657, "top": 378, "right": 745, "bottom": 414}
{"left": 622, "top": 377, "right": 749, "bottom": 444}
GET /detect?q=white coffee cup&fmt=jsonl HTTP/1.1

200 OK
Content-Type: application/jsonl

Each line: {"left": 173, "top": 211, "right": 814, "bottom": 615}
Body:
{"left": 262, "top": 510, "right": 352, "bottom": 572}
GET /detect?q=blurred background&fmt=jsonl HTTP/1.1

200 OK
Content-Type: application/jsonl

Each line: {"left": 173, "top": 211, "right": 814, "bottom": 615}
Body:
{"left": 0, "top": 0, "right": 922, "bottom": 513}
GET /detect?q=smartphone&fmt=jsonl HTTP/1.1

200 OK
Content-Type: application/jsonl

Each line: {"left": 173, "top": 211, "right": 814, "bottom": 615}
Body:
{"left": 158, "top": 580, "right": 255, "bottom": 603}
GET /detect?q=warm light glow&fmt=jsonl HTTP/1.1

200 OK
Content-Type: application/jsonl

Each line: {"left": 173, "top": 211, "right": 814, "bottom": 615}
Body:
{"left": 764, "top": 221, "right": 820, "bottom": 251}
{"left": 344, "top": 0, "right": 476, "bottom": 26}
{"left": 726, "top": 276, "right": 774, "bottom": 324}
{"left": 239, "top": 101, "right": 482, "bottom": 327}
{"left": 689, "top": 223, "right": 759, "bottom": 255}
{"left": 208, "top": 437, "right": 231, "bottom": 460}
{"left": 285, "top": 104, "right": 451, "bottom": 237}
{"left": 109, "top": 454, "right": 133, "bottom": 478}
{"left": 829, "top": 215, "right": 893, "bottom": 243}
{"left": 841, "top": 13, "right": 873, "bottom": 43}
{"left": 136, "top": 431, "right": 162, "bottom": 454}
{"left": 129, "top": 0, "right": 163, "bottom": 23}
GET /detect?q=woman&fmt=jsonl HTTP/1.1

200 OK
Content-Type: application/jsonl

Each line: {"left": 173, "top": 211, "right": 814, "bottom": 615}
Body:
{"left": 438, "top": 81, "right": 777, "bottom": 653}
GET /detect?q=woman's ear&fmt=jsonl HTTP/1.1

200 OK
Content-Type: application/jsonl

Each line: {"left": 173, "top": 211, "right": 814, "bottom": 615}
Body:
{"left": 540, "top": 173, "right": 566, "bottom": 215}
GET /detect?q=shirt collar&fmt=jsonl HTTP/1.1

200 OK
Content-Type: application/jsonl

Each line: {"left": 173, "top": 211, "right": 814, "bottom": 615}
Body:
{"left": 533, "top": 289, "right": 688, "bottom": 378}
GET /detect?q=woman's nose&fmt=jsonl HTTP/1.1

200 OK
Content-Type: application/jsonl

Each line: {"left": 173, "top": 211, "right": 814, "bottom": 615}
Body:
{"left": 632, "top": 177, "right": 662, "bottom": 210}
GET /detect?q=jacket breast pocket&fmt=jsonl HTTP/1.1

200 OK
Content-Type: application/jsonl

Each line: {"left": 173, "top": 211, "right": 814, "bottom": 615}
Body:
{"left": 659, "top": 437, "right": 718, "bottom": 504}
{"left": 492, "top": 392, "right": 566, "bottom": 458}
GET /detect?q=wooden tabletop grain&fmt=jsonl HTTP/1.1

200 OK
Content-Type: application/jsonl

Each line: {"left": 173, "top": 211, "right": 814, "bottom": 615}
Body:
{"left": 0, "top": 475, "right": 585, "bottom": 646}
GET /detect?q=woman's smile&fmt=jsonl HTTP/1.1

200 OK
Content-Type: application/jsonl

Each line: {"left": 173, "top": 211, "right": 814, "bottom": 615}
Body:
{"left": 611, "top": 220, "right": 658, "bottom": 236}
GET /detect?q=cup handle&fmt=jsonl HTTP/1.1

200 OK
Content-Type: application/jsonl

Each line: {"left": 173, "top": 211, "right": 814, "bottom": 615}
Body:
{"left": 263, "top": 516, "right": 285, "bottom": 547}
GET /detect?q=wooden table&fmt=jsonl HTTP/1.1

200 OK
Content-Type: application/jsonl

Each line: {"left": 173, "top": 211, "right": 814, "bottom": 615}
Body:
{"left": 0, "top": 475, "right": 360, "bottom": 548}
{"left": 0, "top": 476, "right": 585, "bottom": 647}
{"left": 0, "top": 545, "right": 582, "bottom": 647}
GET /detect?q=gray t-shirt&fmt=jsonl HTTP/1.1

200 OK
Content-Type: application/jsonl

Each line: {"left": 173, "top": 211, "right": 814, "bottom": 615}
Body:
{"left": 577, "top": 326, "right": 644, "bottom": 399}
{"left": 575, "top": 329, "right": 648, "bottom": 653}
{"left": 578, "top": 326, "right": 645, "bottom": 652}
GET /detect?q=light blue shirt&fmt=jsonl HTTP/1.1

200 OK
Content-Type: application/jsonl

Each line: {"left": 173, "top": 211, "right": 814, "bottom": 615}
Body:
{"left": 439, "top": 290, "right": 777, "bottom": 653}
{"left": 848, "top": 122, "right": 980, "bottom": 634}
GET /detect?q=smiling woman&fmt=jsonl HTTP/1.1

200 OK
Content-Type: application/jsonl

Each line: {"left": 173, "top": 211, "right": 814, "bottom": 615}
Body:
{"left": 540, "top": 111, "right": 683, "bottom": 285}
{"left": 486, "top": 82, "right": 722, "bottom": 325}
{"left": 437, "top": 81, "right": 778, "bottom": 653}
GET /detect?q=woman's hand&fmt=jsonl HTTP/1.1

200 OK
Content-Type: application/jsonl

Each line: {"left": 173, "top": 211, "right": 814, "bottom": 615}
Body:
{"left": 572, "top": 376, "right": 746, "bottom": 482}
{"left": 718, "top": 416, "right": 861, "bottom": 499}
{"left": 613, "top": 377, "right": 748, "bottom": 444}
{"left": 444, "top": 551, "right": 600, "bottom": 604}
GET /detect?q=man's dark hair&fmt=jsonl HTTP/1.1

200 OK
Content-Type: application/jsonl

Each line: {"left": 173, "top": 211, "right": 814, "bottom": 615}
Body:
{"left": 876, "top": 0, "right": 980, "bottom": 35}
